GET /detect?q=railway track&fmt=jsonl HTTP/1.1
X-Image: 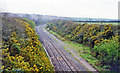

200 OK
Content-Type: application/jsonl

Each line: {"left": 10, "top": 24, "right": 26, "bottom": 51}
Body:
{"left": 35, "top": 25, "right": 89, "bottom": 72}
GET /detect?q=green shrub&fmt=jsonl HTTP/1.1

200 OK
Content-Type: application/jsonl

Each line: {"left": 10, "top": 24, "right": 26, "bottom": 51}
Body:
{"left": 1, "top": 15, "right": 54, "bottom": 71}
{"left": 36, "top": 33, "right": 39, "bottom": 39}
{"left": 92, "top": 36, "right": 119, "bottom": 70}
{"left": 23, "top": 18, "right": 35, "bottom": 29}
{"left": 10, "top": 44, "right": 21, "bottom": 56}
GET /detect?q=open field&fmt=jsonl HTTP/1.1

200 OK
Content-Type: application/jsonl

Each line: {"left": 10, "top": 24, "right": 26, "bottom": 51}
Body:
{"left": 74, "top": 22, "right": 119, "bottom": 25}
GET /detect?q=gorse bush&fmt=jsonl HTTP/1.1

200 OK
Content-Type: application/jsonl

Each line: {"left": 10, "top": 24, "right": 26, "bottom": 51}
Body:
{"left": 1, "top": 13, "right": 54, "bottom": 72}
{"left": 10, "top": 44, "right": 21, "bottom": 56}
{"left": 46, "top": 20, "right": 117, "bottom": 48}
{"left": 22, "top": 18, "right": 36, "bottom": 29}
{"left": 46, "top": 20, "right": 119, "bottom": 71}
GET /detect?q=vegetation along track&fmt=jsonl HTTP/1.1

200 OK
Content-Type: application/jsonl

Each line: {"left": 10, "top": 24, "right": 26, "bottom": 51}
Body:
{"left": 35, "top": 25, "right": 93, "bottom": 72}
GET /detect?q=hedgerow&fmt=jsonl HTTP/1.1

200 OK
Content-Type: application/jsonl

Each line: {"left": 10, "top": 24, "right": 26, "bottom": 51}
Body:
{"left": 1, "top": 13, "right": 54, "bottom": 72}
{"left": 46, "top": 20, "right": 119, "bottom": 71}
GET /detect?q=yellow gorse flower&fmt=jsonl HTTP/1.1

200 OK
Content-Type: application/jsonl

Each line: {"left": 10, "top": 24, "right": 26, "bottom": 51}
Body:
{"left": 1, "top": 66, "right": 4, "bottom": 69}
{"left": 39, "top": 67, "right": 42, "bottom": 69}
{"left": 33, "top": 64, "right": 37, "bottom": 67}
{"left": 1, "top": 17, "right": 54, "bottom": 72}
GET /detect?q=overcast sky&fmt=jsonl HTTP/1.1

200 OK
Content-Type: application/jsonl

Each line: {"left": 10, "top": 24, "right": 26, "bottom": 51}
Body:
{"left": 0, "top": 0, "right": 119, "bottom": 19}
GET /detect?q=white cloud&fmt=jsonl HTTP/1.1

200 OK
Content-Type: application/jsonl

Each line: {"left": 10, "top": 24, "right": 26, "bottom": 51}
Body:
{"left": 2, "top": 0, "right": 120, "bottom": 19}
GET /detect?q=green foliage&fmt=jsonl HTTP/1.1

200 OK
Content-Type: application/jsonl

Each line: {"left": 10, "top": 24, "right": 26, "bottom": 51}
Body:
{"left": 49, "top": 30, "right": 65, "bottom": 41}
{"left": 46, "top": 20, "right": 117, "bottom": 48}
{"left": 10, "top": 44, "right": 21, "bottom": 56}
{"left": 36, "top": 33, "right": 39, "bottom": 39}
{"left": 1, "top": 14, "right": 54, "bottom": 72}
{"left": 23, "top": 18, "right": 35, "bottom": 29}
{"left": 46, "top": 20, "right": 119, "bottom": 71}
{"left": 92, "top": 35, "right": 119, "bottom": 70}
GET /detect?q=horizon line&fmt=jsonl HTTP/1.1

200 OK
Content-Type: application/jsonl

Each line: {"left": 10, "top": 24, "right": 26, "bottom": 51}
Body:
{"left": 1, "top": 11, "right": 118, "bottom": 20}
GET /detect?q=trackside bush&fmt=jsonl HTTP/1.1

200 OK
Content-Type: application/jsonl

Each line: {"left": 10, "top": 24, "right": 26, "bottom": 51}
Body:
{"left": 93, "top": 35, "right": 119, "bottom": 70}
{"left": 1, "top": 14, "right": 54, "bottom": 72}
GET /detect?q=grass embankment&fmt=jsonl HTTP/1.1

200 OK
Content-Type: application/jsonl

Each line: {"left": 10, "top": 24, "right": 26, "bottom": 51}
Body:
{"left": 46, "top": 29, "right": 106, "bottom": 70}
{"left": 48, "top": 29, "right": 65, "bottom": 41}
{"left": 46, "top": 20, "right": 119, "bottom": 71}
{"left": 1, "top": 14, "right": 54, "bottom": 72}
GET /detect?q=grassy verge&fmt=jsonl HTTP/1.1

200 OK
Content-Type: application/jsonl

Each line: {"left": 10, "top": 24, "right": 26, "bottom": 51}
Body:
{"left": 47, "top": 29, "right": 65, "bottom": 41}
{"left": 64, "top": 41, "right": 100, "bottom": 70}
{"left": 46, "top": 29, "right": 108, "bottom": 71}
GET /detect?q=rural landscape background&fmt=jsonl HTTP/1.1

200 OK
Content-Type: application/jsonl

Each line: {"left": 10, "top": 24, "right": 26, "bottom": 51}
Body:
{"left": 0, "top": 0, "right": 120, "bottom": 72}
